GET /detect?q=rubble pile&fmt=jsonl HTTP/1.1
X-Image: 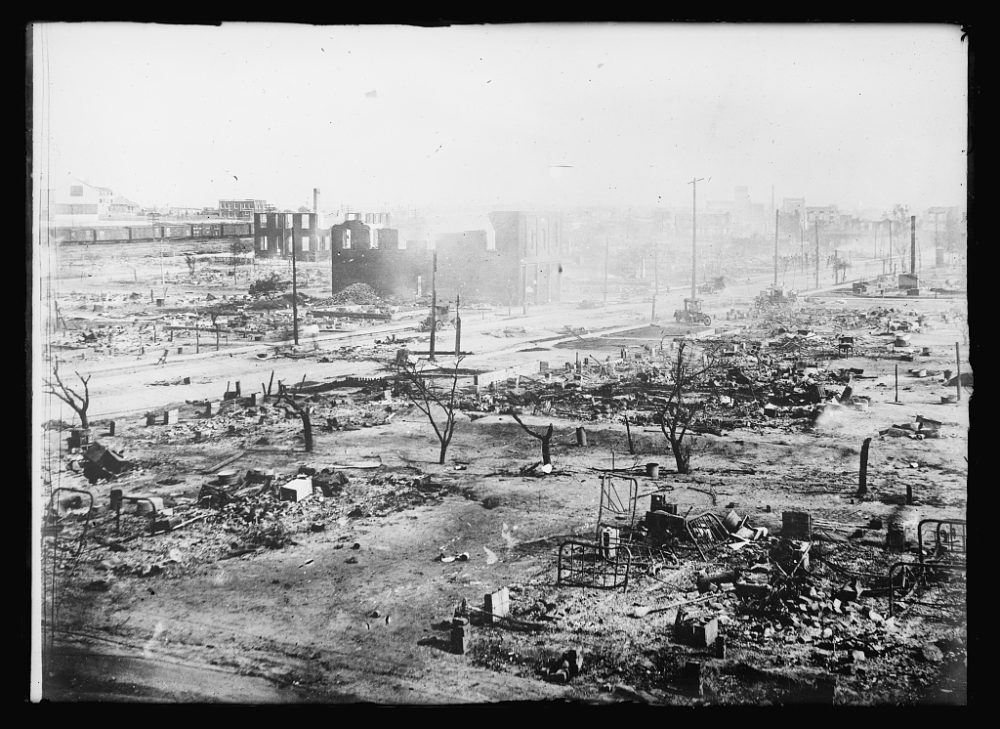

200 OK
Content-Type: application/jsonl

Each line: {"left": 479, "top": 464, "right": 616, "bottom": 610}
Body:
{"left": 462, "top": 345, "right": 865, "bottom": 433}
{"left": 326, "top": 283, "right": 387, "bottom": 307}
{"left": 459, "top": 503, "right": 965, "bottom": 704}
{"left": 50, "top": 274, "right": 394, "bottom": 364}
{"left": 55, "top": 463, "right": 467, "bottom": 585}
{"left": 879, "top": 414, "right": 949, "bottom": 440}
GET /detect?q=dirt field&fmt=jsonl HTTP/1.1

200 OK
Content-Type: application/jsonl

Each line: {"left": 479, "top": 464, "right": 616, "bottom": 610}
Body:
{"left": 35, "top": 242, "right": 968, "bottom": 705}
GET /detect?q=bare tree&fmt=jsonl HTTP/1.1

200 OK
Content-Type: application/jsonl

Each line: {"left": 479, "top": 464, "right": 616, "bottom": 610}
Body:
{"left": 275, "top": 375, "right": 314, "bottom": 453}
{"left": 505, "top": 394, "right": 554, "bottom": 466}
{"left": 395, "top": 356, "right": 464, "bottom": 465}
{"left": 230, "top": 239, "right": 250, "bottom": 281}
{"left": 656, "top": 339, "right": 718, "bottom": 474}
{"left": 44, "top": 361, "right": 92, "bottom": 429}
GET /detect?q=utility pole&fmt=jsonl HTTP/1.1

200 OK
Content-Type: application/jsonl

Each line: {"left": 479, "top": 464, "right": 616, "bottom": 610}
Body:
{"left": 689, "top": 177, "right": 705, "bottom": 301}
{"left": 429, "top": 251, "right": 437, "bottom": 361}
{"left": 150, "top": 211, "right": 164, "bottom": 287}
{"left": 603, "top": 236, "right": 609, "bottom": 306}
{"left": 454, "top": 292, "right": 462, "bottom": 356}
{"left": 932, "top": 210, "right": 944, "bottom": 267}
{"left": 521, "top": 260, "right": 527, "bottom": 316}
{"left": 814, "top": 220, "right": 820, "bottom": 289}
{"left": 651, "top": 237, "right": 659, "bottom": 323}
{"left": 773, "top": 208, "right": 779, "bottom": 288}
{"left": 290, "top": 225, "right": 299, "bottom": 345}
{"left": 910, "top": 215, "right": 916, "bottom": 275}
{"left": 889, "top": 219, "right": 894, "bottom": 274}
{"left": 800, "top": 218, "right": 805, "bottom": 270}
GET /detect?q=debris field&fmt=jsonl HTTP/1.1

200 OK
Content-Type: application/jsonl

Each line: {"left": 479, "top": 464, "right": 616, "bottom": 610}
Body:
{"left": 41, "top": 251, "right": 969, "bottom": 705}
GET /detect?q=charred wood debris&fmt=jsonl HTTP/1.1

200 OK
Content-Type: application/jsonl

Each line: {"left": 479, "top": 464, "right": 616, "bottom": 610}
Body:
{"left": 42, "top": 300, "right": 966, "bottom": 704}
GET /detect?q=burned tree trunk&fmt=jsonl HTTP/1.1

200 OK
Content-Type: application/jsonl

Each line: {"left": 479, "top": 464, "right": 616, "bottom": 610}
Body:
{"left": 301, "top": 408, "right": 314, "bottom": 453}
{"left": 672, "top": 440, "right": 693, "bottom": 474}
{"left": 857, "top": 437, "right": 871, "bottom": 500}
{"left": 540, "top": 427, "right": 553, "bottom": 465}
{"left": 277, "top": 381, "right": 314, "bottom": 453}
{"left": 44, "top": 363, "right": 92, "bottom": 429}
{"left": 507, "top": 403, "right": 554, "bottom": 466}
{"left": 656, "top": 340, "right": 717, "bottom": 476}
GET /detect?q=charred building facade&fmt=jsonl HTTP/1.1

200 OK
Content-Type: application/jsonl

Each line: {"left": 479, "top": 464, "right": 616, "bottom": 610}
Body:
{"left": 325, "top": 211, "right": 565, "bottom": 304}
{"left": 254, "top": 211, "right": 332, "bottom": 261}
{"left": 489, "top": 211, "right": 565, "bottom": 306}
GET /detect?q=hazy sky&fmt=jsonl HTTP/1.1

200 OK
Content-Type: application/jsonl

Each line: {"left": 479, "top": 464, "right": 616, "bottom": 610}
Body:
{"left": 32, "top": 23, "right": 968, "bottom": 214}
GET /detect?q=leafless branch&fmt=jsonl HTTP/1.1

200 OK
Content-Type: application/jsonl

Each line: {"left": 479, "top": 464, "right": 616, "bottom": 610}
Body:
{"left": 395, "top": 356, "right": 465, "bottom": 463}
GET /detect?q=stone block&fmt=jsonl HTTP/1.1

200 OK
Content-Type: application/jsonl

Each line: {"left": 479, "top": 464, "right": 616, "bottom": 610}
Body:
{"left": 451, "top": 620, "right": 472, "bottom": 654}
{"left": 163, "top": 409, "right": 179, "bottom": 425}
{"left": 483, "top": 587, "right": 510, "bottom": 623}
{"left": 279, "top": 475, "right": 314, "bottom": 502}
{"left": 887, "top": 524, "right": 907, "bottom": 551}
{"left": 782, "top": 511, "right": 812, "bottom": 540}
{"left": 676, "top": 616, "right": 719, "bottom": 648}
{"left": 599, "top": 526, "right": 620, "bottom": 559}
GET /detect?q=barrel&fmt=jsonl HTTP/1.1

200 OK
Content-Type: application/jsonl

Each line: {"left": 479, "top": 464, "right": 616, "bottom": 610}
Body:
{"left": 645, "top": 462, "right": 660, "bottom": 478}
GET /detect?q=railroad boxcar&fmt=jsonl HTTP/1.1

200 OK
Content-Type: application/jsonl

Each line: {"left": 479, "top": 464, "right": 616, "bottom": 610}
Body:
{"left": 128, "top": 225, "right": 157, "bottom": 240}
{"left": 95, "top": 227, "right": 126, "bottom": 241}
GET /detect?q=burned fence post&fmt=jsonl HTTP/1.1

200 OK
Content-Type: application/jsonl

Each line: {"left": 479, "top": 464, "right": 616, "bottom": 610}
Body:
{"left": 451, "top": 617, "right": 471, "bottom": 654}
{"left": 857, "top": 437, "right": 872, "bottom": 501}
{"left": 894, "top": 364, "right": 899, "bottom": 403}
{"left": 576, "top": 427, "right": 588, "bottom": 447}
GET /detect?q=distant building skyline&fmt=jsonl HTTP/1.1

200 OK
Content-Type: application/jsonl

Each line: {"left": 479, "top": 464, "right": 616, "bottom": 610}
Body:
{"left": 32, "top": 24, "right": 967, "bottom": 218}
